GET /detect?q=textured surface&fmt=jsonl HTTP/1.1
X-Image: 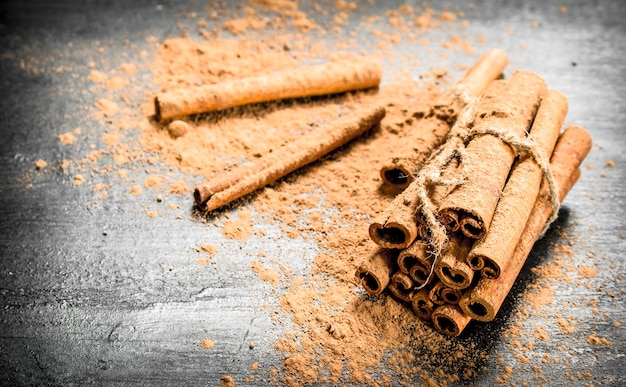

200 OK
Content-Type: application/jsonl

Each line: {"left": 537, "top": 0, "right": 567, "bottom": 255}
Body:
{"left": 1, "top": 0, "right": 625, "bottom": 385}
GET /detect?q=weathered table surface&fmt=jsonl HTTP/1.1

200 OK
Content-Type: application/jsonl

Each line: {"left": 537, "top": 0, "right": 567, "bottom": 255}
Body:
{"left": 1, "top": 0, "right": 624, "bottom": 385}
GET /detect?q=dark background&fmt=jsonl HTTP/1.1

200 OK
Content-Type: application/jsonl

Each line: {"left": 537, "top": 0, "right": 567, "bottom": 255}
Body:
{"left": 1, "top": 0, "right": 624, "bottom": 385}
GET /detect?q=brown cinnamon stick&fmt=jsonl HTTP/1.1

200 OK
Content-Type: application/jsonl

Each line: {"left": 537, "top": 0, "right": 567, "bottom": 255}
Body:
{"left": 432, "top": 304, "right": 472, "bottom": 337}
{"left": 466, "top": 90, "right": 568, "bottom": 277}
{"left": 397, "top": 240, "right": 433, "bottom": 286}
{"left": 438, "top": 70, "right": 547, "bottom": 239}
{"left": 411, "top": 287, "right": 435, "bottom": 321}
{"left": 388, "top": 271, "right": 416, "bottom": 302}
{"left": 355, "top": 248, "right": 398, "bottom": 295}
{"left": 195, "top": 104, "right": 385, "bottom": 211}
{"left": 155, "top": 58, "right": 382, "bottom": 121}
{"left": 459, "top": 125, "right": 592, "bottom": 322}
{"left": 434, "top": 233, "right": 475, "bottom": 290}
{"left": 369, "top": 134, "right": 459, "bottom": 249}
{"left": 428, "top": 281, "right": 462, "bottom": 305}
{"left": 380, "top": 49, "right": 509, "bottom": 188}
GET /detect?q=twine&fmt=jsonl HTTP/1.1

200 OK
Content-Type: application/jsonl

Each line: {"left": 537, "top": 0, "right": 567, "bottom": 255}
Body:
{"left": 413, "top": 89, "right": 561, "bottom": 290}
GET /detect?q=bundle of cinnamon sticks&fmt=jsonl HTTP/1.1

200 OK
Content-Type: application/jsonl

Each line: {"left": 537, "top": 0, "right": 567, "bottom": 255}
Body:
{"left": 356, "top": 56, "right": 592, "bottom": 337}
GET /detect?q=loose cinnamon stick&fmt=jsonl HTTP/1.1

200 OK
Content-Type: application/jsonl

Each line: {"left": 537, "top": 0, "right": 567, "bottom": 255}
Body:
{"left": 388, "top": 271, "right": 416, "bottom": 302}
{"left": 432, "top": 304, "right": 472, "bottom": 337}
{"left": 459, "top": 125, "right": 592, "bottom": 322}
{"left": 355, "top": 248, "right": 398, "bottom": 295}
{"left": 434, "top": 233, "right": 475, "bottom": 289}
{"left": 195, "top": 104, "right": 385, "bottom": 210}
{"left": 466, "top": 90, "right": 568, "bottom": 277}
{"left": 438, "top": 70, "right": 547, "bottom": 239}
{"left": 411, "top": 287, "right": 435, "bottom": 321}
{"left": 155, "top": 58, "right": 382, "bottom": 121}
{"left": 380, "top": 49, "right": 509, "bottom": 188}
{"left": 397, "top": 240, "right": 433, "bottom": 286}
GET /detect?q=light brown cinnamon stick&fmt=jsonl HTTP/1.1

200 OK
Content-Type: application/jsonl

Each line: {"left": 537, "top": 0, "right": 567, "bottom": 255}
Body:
{"left": 369, "top": 80, "right": 503, "bottom": 250}
{"left": 355, "top": 248, "right": 398, "bottom": 295}
{"left": 195, "top": 104, "right": 385, "bottom": 211}
{"left": 459, "top": 125, "right": 592, "bottom": 322}
{"left": 466, "top": 90, "right": 568, "bottom": 277}
{"left": 432, "top": 304, "right": 472, "bottom": 337}
{"left": 388, "top": 271, "right": 416, "bottom": 302}
{"left": 397, "top": 240, "right": 433, "bottom": 286}
{"left": 411, "top": 287, "right": 435, "bottom": 321}
{"left": 380, "top": 49, "right": 509, "bottom": 188}
{"left": 429, "top": 281, "right": 462, "bottom": 305}
{"left": 434, "top": 233, "right": 475, "bottom": 290}
{"left": 438, "top": 70, "right": 547, "bottom": 239}
{"left": 155, "top": 58, "right": 382, "bottom": 121}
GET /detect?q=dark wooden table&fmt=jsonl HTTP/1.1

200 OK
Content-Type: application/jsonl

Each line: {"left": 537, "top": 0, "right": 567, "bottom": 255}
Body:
{"left": 1, "top": 1, "right": 624, "bottom": 385}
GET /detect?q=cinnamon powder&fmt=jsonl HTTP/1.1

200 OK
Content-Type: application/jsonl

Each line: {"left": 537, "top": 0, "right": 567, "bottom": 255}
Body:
{"left": 22, "top": 1, "right": 612, "bottom": 385}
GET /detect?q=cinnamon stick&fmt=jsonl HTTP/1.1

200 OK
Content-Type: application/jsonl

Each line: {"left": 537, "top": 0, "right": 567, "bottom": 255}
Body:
{"left": 369, "top": 130, "right": 459, "bottom": 249}
{"left": 380, "top": 49, "right": 509, "bottom": 188}
{"left": 466, "top": 90, "right": 568, "bottom": 277}
{"left": 194, "top": 104, "right": 385, "bottom": 211}
{"left": 411, "top": 287, "right": 435, "bottom": 321}
{"left": 397, "top": 240, "right": 433, "bottom": 286}
{"left": 155, "top": 58, "right": 382, "bottom": 121}
{"left": 438, "top": 70, "right": 547, "bottom": 239}
{"left": 459, "top": 125, "right": 592, "bottom": 322}
{"left": 429, "top": 281, "right": 462, "bottom": 305}
{"left": 355, "top": 248, "right": 398, "bottom": 295}
{"left": 434, "top": 233, "right": 475, "bottom": 290}
{"left": 388, "top": 271, "right": 415, "bottom": 302}
{"left": 432, "top": 304, "right": 472, "bottom": 337}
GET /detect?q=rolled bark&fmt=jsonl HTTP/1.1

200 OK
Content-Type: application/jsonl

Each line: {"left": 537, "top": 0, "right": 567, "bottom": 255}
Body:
{"left": 195, "top": 104, "right": 385, "bottom": 211}
{"left": 429, "top": 281, "right": 462, "bottom": 305}
{"left": 434, "top": 233, "right": 475, "bottom": 290}
{"left": 155, "top": 58, "right": 382, "bottom": 121}
{"left": 460, "top": 125, "right": 592, "bottom": 322}
{"left": 467, "top": 90, "right": 568, "bottom": 277}
{"left": 397, "top": 240, "right": 433, "bottom": 286}
{"left": 388, "top": 271, "right": 416, "bottom": 302}
{"left": 432, "top": 304, "right": 472, "bottom": 337}
{"left": 411, "top": 287, "right": 435, "bottom": 321}
{"left": 438, "top": 70, "right": 548, "bottom": 239}
{"left": 380, "top": 49, "right": 509, "bottom": 188}
{"left": 355, "top": 248, "right": 398, "bottom": 295}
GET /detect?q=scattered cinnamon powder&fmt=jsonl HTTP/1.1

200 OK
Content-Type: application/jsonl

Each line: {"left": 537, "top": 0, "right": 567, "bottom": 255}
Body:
{"left": 27, "top": 1, "right": 615, "bottom": 385}
{"left": 58, "top": 131, "right": 77, "bottom": 144}
{"left": 34, "top": 159, "right": 47, "bottom": 170}
{"left": 220, "top": 374, "right": 235, "bottom": 387}
{"left": 221, "top": 209, "right": 253, "bottom": 241}
{"left": 578, "top": 265, "right": 598, "bottom": 278}
{"left": 251, "top": 261, "right": 280, "bottom": 287}
{"left": 200, "top": 338, "right": 215, "bottom": 349}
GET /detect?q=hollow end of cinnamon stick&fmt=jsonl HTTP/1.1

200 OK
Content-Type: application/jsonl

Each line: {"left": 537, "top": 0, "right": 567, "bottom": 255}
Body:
{"left": 459, "top": 295, "right": 496, "bottom": 322}
{"left": 381, "top": 166, "right": 412, "bottom": 188}
{"left": 459, "top": 215, "right": 485, "bottom": 239}
{"left": 410, "top": 263, "right": 432, "bottom": 286}
{"left": 389, "top": 271, "right": 415, "bottom": 302}
{"left": 412, "top": 290, "right": 435, "bottom": 321}
{"left": 355, "top": 248, "right": 396, "bottom": 295}
{"left": 193, "top": 185, "right": 210, "bottom": 207}
{"left": 438, "top": 209, "right": 460, "bottom": 232}
{"left": 442, "top": 288, "right": 462, "bottom": 305}
{"left": 369, "top": 222, "right": 414, "bottom": 249}
{"left": 356, "top": 270, "right": 388, "bottom": 295}
{"left": 432, "top": 305, "right": 472, "bottom": 337}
